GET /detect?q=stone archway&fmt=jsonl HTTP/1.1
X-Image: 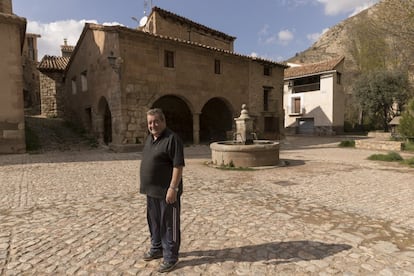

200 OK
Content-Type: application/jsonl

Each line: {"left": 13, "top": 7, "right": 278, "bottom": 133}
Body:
{"left": 98, "top": 97, "right": 112, "bottom": 145}
{"left": 200, "top": 98, "right": 233, "bottom": 143}
{"left": 152, "top": 95, "right": 193, "bottom": 143}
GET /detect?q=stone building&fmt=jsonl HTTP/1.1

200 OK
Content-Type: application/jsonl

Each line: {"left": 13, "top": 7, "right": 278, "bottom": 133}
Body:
{"left": 38, "top": 40, "right": 74, "bottom": 117}
{"left": 22, "top": 33, "right": 41, "bottom": 114}
{"left": 64, "top": 7, "right": 287, "bottom": 151}
{"left": 0, "top": 0, "right": 26, "bottom": 153}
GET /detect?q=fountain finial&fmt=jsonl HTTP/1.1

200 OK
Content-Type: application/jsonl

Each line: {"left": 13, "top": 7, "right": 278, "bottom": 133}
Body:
{"left": 234, "top": 104, "right": 254, "bottom": 144}
{"left": 238, "top": 104, "right": 250, "bottom": 119}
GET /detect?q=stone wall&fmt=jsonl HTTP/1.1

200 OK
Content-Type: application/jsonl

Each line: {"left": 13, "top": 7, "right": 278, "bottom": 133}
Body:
{"left": 355, "top": 139, "right": 403, "bottom": 152}
{"left": 0, "top": 0, "right": 12, "bottom": 13}
{"left": 355, "top": 132, "right": 403, "bottom": 152}
{"left": 39, "top": 72, "right": 65, "bottom": 117}
{"left": 0, "top": 8, "right": 26, "bottom": 153}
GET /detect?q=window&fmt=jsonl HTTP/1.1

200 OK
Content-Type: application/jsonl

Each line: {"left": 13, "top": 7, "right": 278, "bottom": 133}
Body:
{"left": 81, "top": 71, "right": 88, "bottom": 92}
{"left": 27, "top": 37, "right": 35, "bottom": 61}
{"left": 264, "top": 65, "right": 272, "bottom": 76}
{"left": 71, "top": 77, "right": 77, "bottom": 95}
{"left": 263, "top": 88, "right": 270, "bottom": 111}
{"left": 291, "top": 97, "right": 301, "bottom": 114}
{"left": 214, "top": 59, "right": 221, "bottom": 74}
{"left": 337, "top": 72, "right": 342, "bottom": 85}
{"left": 164, "top": 50, "right": 174, "bottom": 68}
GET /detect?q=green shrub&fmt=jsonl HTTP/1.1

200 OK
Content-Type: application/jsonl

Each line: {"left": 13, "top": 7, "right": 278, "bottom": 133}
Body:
{"left": 339, "top": 140, "right": 355, "bottom": 147}
{"left": 402, "top": 141, "right": 414, "bottom": 152}
{"left": 402, "top": 158, "right": 414, "bottom": 167}
{"left": 398, "top": 99, "right": 414, "bottom": 138}
{"left": 368, "top": 151, "right": 403, "bottom": 162}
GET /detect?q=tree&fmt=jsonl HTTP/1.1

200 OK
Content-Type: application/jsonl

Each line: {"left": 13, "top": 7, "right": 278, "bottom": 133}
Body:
{"left": 353, "top": 70, "right": 411, "bottom": 131}
{"left": 398, "top": 98, "right": 414, "bottom": 138}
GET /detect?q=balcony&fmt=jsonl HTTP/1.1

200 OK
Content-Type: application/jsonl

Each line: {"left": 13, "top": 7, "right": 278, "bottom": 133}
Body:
{"left": 292, "top": 83, "right": 320, "bottom": 93}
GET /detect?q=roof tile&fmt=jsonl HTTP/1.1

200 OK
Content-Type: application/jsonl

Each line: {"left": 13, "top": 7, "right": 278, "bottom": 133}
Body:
{"left": 38, "top": 55, "right": 70, "bottom": 71}
{"left": 285, "top": 56, "right": 344, "bottom": 79}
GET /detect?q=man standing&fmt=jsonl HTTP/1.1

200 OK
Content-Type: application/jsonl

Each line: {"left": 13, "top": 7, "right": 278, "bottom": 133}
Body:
{"left": 140, "top": 108, "right": 185, "bottom": 273}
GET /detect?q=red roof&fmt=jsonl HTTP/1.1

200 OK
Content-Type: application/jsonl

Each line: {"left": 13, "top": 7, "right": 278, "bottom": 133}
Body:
{"left": 285, "top": 56, "right": 344, "bottom": 79}
{"left": 38, "top": 55, "right": 70, "bottom": 71}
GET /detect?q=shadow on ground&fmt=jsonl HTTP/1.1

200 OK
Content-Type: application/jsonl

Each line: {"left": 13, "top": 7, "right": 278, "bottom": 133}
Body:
{"left": 178, "top": 241, "right": 352, "bottom": 268}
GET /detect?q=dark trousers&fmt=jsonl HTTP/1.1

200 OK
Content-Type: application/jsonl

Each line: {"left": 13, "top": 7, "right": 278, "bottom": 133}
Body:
{"left": 146, "top": 195, "right": 181, "bottom": 262}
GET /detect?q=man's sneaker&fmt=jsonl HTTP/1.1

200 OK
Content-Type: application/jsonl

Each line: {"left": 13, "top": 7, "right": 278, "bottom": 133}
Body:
{"left": 143, "top": 251, "right": 163, "bottom": 261}
{"left": 158, "top": 261, "right": 178, "bottom": 273}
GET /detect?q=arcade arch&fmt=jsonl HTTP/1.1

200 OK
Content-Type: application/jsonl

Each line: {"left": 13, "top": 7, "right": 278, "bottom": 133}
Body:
{"left": 97, "top": 97, "right": 112, "bottom": 145}
{"left": 151, "top": 95, "right": 193, "bottom": 143}
{"left": 200, "top": 98, "right": 233, "bottom": 143}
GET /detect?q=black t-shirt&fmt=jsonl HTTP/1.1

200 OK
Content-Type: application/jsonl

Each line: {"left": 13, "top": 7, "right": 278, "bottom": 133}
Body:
{"left": 140, "top": 128, "right": 185, "bottom": 198}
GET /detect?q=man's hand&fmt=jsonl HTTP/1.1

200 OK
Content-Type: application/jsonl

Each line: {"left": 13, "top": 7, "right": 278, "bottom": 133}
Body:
{"left": 166, "top": 188, "right": 177, "bottom": 204}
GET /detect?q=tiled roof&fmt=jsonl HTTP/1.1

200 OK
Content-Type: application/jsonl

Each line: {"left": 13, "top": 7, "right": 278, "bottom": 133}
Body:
{"left": 38, "top": 55, "right": 70, "bottom": 72}
{"left": 65, "top": 23, "right": 287, "bottom": 73}
{"left": 152, "top": 6, "right": 236, "bottom": 41}
{"left": 284, "top": 56, "right": 344, "bottom": 79}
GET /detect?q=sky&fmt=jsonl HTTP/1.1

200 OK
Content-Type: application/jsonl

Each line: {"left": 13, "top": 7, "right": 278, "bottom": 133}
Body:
{"left": 13, "top": 0, "right": 380, "bottom": 62}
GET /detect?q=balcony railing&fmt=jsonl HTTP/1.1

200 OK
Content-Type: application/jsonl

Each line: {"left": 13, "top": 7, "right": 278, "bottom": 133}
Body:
{"left": 292, "top": 83, "right": 320, "bottom": 93}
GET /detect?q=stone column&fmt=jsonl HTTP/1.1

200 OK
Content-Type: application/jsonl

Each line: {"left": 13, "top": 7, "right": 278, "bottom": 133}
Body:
{"left": 192, "top": 113, "right": 200, "bottom": 144}
{"left": 234, "top": 104, "right": 254, "bottom": 144}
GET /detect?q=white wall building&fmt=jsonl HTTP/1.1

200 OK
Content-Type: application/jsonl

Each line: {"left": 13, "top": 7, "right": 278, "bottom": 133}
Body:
{"left": 283, "top": 57, "right": 345, "bottom": 135}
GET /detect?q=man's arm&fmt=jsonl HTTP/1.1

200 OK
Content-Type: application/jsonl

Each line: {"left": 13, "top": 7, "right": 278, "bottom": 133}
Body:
{"left": 166, "top": 166, "right": 183, "bottom": 204}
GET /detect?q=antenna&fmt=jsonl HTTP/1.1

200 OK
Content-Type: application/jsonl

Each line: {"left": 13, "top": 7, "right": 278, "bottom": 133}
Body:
{"left": 143, "top": 0, "right": 153, "bottom": 15}
{"left": 137, "top": 0, "right": 151, "bottom": 27}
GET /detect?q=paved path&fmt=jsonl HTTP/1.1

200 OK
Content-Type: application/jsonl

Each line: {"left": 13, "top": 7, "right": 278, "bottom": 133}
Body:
{"left": 0, "top": 136, "right": 413, "bottom": 275}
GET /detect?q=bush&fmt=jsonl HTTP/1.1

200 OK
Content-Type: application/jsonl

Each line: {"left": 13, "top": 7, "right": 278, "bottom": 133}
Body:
{"left": 368, "top": 151, "right": 403, "bottom": 162}
{"left": 402, "top": 158, "right": 414, "bottom": 167}
{"left": 339, "top": 140, "right": 355, "bottom": 147}
{"left": 398, "top": 98, "right": 414, "bottom": 138}
{"left": 402, "top": 141, "right": 414, "bottom": 151}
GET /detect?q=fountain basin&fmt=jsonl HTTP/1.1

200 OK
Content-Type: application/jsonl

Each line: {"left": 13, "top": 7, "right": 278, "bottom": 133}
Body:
{"left": 210, "top": 140, "right": 280, "bottom": 168}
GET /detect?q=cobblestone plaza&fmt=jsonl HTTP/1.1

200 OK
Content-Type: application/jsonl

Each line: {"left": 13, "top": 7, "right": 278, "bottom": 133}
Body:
{"left": 0, "top": 136, "right": 413, "bottom": 275}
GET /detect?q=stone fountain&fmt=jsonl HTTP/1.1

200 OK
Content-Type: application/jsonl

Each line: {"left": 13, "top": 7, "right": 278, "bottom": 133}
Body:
{"left": 210, "top": 104, "right": 280, "bottom": 167}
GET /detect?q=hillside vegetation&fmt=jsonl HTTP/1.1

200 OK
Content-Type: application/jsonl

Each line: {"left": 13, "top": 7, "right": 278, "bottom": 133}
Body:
{"left": 287, "top": 0, "right": 414, "bottom": 129}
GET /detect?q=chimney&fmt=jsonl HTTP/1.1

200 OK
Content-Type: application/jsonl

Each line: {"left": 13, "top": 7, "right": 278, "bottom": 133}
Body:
{"left": 0, "top": 0, "right": 13, "bottom": 14}
{"left": 60, "top": 38, "right": 74, "bottom": 58}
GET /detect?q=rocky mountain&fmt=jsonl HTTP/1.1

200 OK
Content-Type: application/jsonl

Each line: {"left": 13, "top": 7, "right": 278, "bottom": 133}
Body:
{"left": 287, "top": 0, "right": 414, "bottom": 125}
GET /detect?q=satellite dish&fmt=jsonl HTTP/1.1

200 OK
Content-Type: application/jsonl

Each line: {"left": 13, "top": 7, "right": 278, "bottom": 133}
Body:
{"left": 139, "top": 16, "right": 148, "bottom": 27}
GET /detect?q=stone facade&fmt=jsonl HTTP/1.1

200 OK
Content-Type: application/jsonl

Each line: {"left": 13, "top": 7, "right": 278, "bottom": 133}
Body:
{"left": 0, "top": 0, "right": 26, "bottom": 153}
{"left": 22, "top": 33, "right": 41, "bottom": 114}
{"left": 140, "top": 7, "right": 235, "bottom": 52}
{"left": 39, "top": 71, "right": 65, "bottom": 117}
{"left": 38, "top": 41, "right": 72, "bottom": 118}
{"left": 64, "top": 7, "right": 287, "bottom": 151}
